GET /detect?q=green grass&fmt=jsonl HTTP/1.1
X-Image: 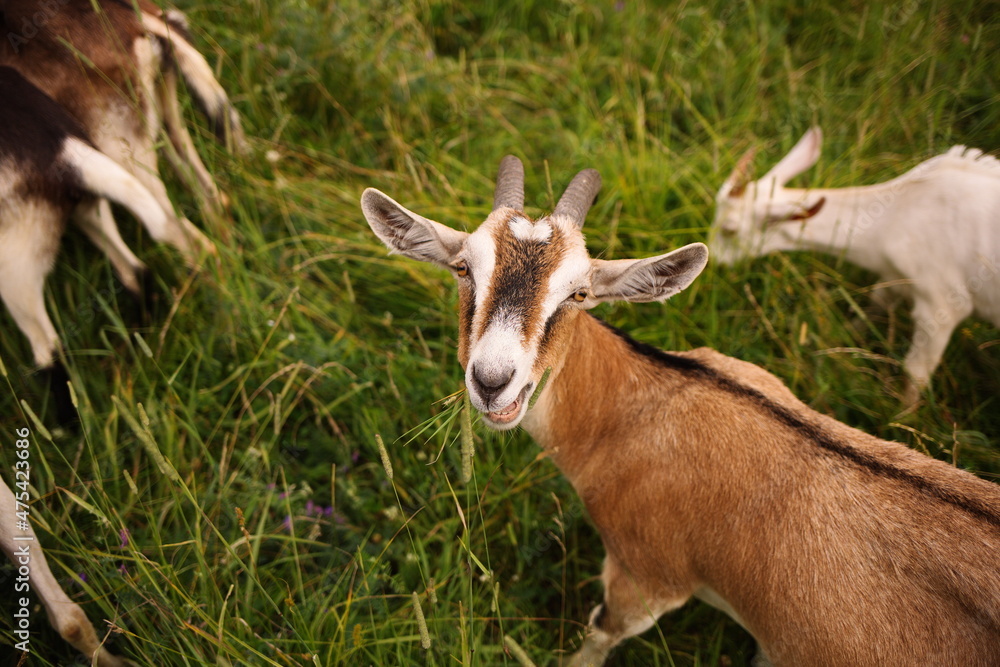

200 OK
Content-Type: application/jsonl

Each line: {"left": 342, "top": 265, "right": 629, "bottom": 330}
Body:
{"left": 1, "top": 0, "right": 998, "bottom": 664}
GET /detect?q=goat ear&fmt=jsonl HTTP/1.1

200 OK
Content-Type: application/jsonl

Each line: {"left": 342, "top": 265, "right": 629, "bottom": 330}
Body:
{"left": 788, "top": 196, "right": 826, "bottom": 221}
{"left": 764, "top": 126, "right": 823, "bottom": 187}
{"left": 590, "top": 243, "right": 708, "bottom": 304}
{"left": 361, "top": 188, "right": 468, "bottom": 266}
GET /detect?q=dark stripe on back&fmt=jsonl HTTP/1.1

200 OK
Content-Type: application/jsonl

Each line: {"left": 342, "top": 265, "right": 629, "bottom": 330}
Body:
{"left": 594, "top": 317, "right": 1000, "bottom": 530}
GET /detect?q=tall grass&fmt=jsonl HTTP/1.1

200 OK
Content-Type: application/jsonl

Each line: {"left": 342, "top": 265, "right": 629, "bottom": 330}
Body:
{"left": 0, "top": 1, "right": 997, "bottom": 665}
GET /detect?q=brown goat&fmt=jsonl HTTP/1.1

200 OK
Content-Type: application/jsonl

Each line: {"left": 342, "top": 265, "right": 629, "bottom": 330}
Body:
{"left": 362, "top": 156, "right": 1000, "bottom": 666}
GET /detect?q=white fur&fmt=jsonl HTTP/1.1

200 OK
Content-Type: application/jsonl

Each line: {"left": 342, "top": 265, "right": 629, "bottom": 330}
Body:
{"left": 694, "top": 585, "right": 750, "bottom": 629}
{"left": 71, "top": 199, "right": 146, "bottom": 295}
{"left": 466, "top": 308, "right": 531, "bottom": 413}
{"left": 0, "top": 132, "right": 205, "bottom": 371}
{"left": 64, "top": 137, "right": 213, "bottom": 261}
{"left": 711, "top": 129, "right": 1000, "bottom": 400}
{"left": 0, "top": 197, "right": 62, "bottom": 367}
{"left": 509, "top": 215, "right": 552, "bottom": 242}
{"left": 538, "top": 216, "right": 592, "bottom": 303}
{"left": 64, "top": 139, "right": 167, "bottom": 235}
{"left": 465, "top": 225, "right": 498, "bottom": 328}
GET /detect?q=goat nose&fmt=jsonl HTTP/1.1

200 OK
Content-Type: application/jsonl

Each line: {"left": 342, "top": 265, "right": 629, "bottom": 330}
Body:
{"left": 471, "top": 364, "right": 514, "bottom": 401}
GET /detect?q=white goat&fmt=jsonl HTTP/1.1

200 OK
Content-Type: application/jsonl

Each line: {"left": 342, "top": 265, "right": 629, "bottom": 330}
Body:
{"left": 710, "top": 127, "right": 1000, "bottom": 403}
{"left": 362, "top": 156, "right": 1000, "bottom": 666}
{"left": 1, "top": 473, "right": 129, "bottom": 666}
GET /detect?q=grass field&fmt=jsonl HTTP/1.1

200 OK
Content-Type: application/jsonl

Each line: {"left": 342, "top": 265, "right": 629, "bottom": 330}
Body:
{"left": 1, "top": 1, "right": 998, "bottom": 665}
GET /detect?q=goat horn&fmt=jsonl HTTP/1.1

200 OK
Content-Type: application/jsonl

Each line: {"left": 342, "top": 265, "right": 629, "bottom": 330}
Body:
{"left": 726, "top": 147, "right": 756, "bottom": 198}
{"left": 554, "top": 168, "right": 602, "bottom": 228}
{"left": 493, "top": 155, "right": 525, "bottom": 211}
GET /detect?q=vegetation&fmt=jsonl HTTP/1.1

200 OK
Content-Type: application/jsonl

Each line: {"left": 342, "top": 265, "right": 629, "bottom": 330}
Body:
{"left": 1, "top": 1, "right": 997, "bottom": 664}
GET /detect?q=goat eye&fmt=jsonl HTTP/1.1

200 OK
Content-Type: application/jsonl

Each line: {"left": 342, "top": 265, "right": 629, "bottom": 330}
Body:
{"left": 572, "top": 290, "right": 587, "bottom": 303}
{"left": 454, "top": 261, "right": 469, "bottom": 277}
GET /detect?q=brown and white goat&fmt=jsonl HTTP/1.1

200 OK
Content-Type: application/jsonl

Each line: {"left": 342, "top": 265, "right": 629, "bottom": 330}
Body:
{"left": 0, "top": 65, "right": 182, "bottom": 415}
{"left": 362, "top": 157, "right": 1000, "bottom": 666}
{"left": 2, "top": 474, "right": 130, "bottom": 666}
{"left": 0, "top": 0, "right": 245, "bottom": 261}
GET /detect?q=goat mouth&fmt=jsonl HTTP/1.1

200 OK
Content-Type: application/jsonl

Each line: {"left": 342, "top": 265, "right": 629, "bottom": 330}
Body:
{"left": 485, "top": 384, "right": 531, "bottom": 426}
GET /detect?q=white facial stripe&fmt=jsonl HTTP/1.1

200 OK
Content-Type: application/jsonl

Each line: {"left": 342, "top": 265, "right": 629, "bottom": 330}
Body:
{"left": 478, "top": 308, "right": 526, "bottom": 354}
{"left": 465, "top": 228, "right": 497, "bottom": 335}
{"left": 509, "top": 215, "right": 552, "bottom": 242}
{"left": 533, "top": 244, "right": 592, "bottom": 338}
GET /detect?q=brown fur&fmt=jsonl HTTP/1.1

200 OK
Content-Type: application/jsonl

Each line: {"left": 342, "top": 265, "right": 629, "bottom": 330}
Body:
{"left": 1, "top": 1, "right": 146, "bottom": 139}
{"left": 527, "top": 311, "right": 1000, "bottom": 666}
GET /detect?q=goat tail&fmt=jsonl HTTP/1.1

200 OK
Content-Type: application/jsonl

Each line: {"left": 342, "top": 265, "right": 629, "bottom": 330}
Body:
{"left": 61, "top": 138, "right": 171, "bottom": 237}
{"left": 142, "top": 9, "right": 247, "bottom": 154}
